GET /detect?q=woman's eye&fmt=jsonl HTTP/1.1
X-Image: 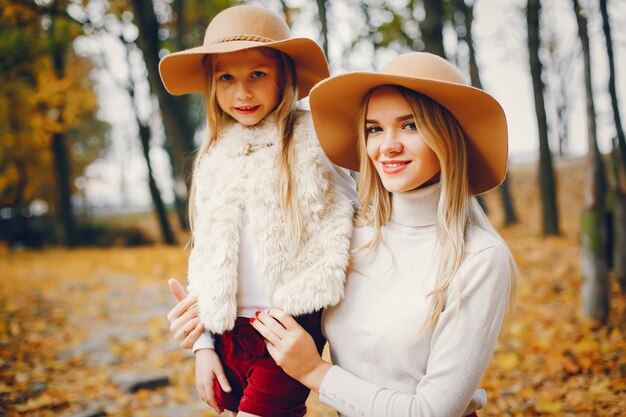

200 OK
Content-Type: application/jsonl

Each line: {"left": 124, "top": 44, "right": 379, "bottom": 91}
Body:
{"left": 251, "top": 71, "right": 266, "bottom": 79}
{"left": 403, "top": 122, "right": 417, "bottom": 131}
{"left": 366, "top": 125, "right": 382, "bottom": 134}
{"left": 218, "top": 74, "right": 233, "bottom": 81}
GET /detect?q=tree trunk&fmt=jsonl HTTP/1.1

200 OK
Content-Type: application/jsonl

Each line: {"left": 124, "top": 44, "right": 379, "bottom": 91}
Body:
{"left": 315, "top": 0, "right": 329, "bottom": 59}
{"left": 50, "top": 21, "right": 76, "bottom": 247}
{"left": 500, "top": 175, "right": 518, "bottom": 225}
{"left": 454, "top": 0, "right": 518, "bottom": 224}
{"left": 599, "top": 0, "right": 626, "bottom": 172}
{"left": 580, "top": 209, "right": 610, "bottom": 321}
{"left": 130, "top": 0, "right": 196, "bottom": 192}
{"left": 420, "top": 0, "right": 446, "bottom": 57}
{"left": 138, "top": 122, "right": 177, "bottom": 245}
{"left": 573, "top": 0, "right": 610, "bottom": 322}
{"left": 613, "top": 192, "right": 626, "bottom": 292}
{"left": 121, "top": 38, "right": 178, "bottom": 246}
{"left": 527, "top": 0, "right": 559, "bottom": 236}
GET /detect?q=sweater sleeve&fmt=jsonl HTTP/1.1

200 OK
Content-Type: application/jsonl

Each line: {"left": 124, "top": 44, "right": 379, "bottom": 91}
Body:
{"left": 319, "top": 245, "right": 513, "bottom": 417}
{"left": 320, "top": 151, "right": 358, "bottom": 208}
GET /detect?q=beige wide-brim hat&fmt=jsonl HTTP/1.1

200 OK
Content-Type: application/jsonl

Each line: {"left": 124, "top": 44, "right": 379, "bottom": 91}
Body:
{"left": 309, "top": 52, "right": 508, "bottom": 195}
{"left": 159, "top": 5, "right": 329, "bottom": 100}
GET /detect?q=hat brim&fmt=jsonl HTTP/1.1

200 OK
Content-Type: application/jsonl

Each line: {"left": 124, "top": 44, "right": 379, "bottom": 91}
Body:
{"left": 158, "top": 38, "right": 329, "bottom": 100}
{"left": 309, "top": 72, "right": 508, "bottom": 195}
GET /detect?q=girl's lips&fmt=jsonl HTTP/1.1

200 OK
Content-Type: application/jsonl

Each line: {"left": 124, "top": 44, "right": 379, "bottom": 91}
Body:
{"left": 381, "top": 160, "right": 411, "bottom": 174}
{"left": 234, "top": 105, "right": 260, "bottom": 115}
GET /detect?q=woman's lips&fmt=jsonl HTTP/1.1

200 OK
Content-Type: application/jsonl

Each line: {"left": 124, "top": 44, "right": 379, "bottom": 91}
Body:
{"left": 381, "top": 160, "right": 411, "bottom": 174}
{"left": 234, "top": 105, "right": 260, "bottom": 115}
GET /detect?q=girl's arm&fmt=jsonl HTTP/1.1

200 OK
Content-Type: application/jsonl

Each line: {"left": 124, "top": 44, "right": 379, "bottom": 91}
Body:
{"left": 166, "top": 278, "right": 205, "bottom": 349}
{"left": 252, "top": 245, "right": 513, "bottom": 417}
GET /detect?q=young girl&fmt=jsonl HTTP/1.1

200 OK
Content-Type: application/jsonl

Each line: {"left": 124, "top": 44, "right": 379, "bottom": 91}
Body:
{"left": 248, "top": 52, "right": 518, "bottom": 417}
{"left": 159, "top": 5, "right": 355, "bottom": 417}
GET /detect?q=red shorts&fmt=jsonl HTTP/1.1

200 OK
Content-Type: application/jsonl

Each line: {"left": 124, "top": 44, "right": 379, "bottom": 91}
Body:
{"left": 213, "top": 310, "right": 325, "bottom": 417}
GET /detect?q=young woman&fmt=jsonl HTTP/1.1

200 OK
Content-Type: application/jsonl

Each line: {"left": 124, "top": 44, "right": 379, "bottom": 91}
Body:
{"left": 159, "top": 5, "right": 355, "bottom": 417}
{"left": 250, "top": 52, "right": 517, "bottom": 417}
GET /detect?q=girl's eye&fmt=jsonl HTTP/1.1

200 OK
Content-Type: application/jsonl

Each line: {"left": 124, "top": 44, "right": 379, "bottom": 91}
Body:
{"left": 366, "top": 125, "right": 382, "bottom": 135}
{"left": 403, "top": 122, "right": 417, "bottom": 131}
{"left": 218, "top": 74, "right": 233, "bottom": 81}
{"left": 251, "top": 71, "right": 266, "bottom": 79}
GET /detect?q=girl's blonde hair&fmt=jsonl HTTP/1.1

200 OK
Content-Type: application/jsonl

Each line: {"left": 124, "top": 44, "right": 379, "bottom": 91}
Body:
{"left": 356, "top": 85, "right": 516, "bottom": 329}
{"left": 188, "top": 47, "right": 302, "bottom": 242}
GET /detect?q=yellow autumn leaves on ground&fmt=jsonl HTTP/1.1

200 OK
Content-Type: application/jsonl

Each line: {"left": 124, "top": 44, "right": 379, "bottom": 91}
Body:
{"left": 1, "top": 158, "right": 625, "bottom": 416}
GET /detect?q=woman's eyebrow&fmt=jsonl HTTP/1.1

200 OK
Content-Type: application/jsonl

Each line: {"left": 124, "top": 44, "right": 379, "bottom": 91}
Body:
{"left": 365, "top": 114, "right": 414, "bottom": 124}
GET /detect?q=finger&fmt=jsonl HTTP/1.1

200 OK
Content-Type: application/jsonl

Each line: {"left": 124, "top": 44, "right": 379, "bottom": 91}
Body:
{"left": 168, "top": 278, "right": 187, "bottom": 302}
{"left": 179, "top": 318, "right": 203, "bottom": 348}
{"left": 251, "top": 314, "right": 283, "bottom": 345}
{"left": 171, "top": 307, "right": 200, "bottom": 334}
{"left": 257, "top": 310, "right": 290, "bottom": 334}
{"left": 167, "top": 294, "right": 198, "bottom": 322}
{"left": 215, "top": 368, "right": 232, "bottom": 393}
{"left": 205, "top": 385, "right": 222, "bottom": 413}
{"left": 267, "top": 308, "right": 300, "bottom": 331}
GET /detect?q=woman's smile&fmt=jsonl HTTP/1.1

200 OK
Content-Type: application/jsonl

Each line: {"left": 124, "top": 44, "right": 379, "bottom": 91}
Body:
{"left": 381, "top": 160, "right": 412, "bottom": 174}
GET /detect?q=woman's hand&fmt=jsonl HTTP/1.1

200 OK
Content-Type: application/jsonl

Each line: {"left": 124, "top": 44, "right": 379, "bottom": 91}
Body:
{"left": 166, "top": 278, "right": 205, "bottom": 349}
{"left": 251, "top": 309, "right": 332, "bottom": 392}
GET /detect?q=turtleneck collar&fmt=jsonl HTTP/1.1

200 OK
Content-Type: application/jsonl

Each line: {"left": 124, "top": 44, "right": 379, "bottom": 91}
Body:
{"left": 390, "top": 183, "right": 440, "bottom": 228}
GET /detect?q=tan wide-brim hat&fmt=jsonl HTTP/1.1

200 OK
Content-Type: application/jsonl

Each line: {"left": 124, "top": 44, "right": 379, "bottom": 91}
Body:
{"left": 159, "top": 5, "right": 329, "bottom": 100}
{"left": 309, "top": 52, "right": 508, "bottom": 195}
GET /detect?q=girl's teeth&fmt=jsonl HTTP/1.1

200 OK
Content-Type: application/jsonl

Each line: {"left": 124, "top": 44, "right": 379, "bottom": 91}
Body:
{"left": 385, "top": 163, "right": 404, "bottom": 168}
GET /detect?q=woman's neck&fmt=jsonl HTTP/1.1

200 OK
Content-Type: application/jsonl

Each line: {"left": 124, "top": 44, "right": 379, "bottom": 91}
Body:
{"left": 389, "top": 183, "right": 440, "bottom": 228}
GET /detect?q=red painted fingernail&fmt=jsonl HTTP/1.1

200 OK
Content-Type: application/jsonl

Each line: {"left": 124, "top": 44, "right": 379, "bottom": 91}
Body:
{"left": 255, "top": 311, "right": 261, "bottom": 317}
{"left": 249, "top": 317, "right": 255, "bottom": 324}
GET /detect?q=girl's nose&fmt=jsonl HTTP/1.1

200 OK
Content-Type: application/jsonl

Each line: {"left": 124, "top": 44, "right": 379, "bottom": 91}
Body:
{"left": 235, "top": 82, "right": 252, "bottom": 100}
{"left": 380, "top": 131, "right": 403, "bottom": 155}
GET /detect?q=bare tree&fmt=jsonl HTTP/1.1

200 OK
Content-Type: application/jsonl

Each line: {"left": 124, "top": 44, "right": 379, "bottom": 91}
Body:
{"left": 573, "top": 0, "right": 609, "bottom": 322}
{"left": 527, "top": 0, "right": 559, "bottom": 236}
{"left": 420, "top": 0, "right": 446, "bottom": 57}
{"left": 49, "top": 5, "right": 77, "bottom": 247}
{"left": 315, "top": 0, "right": 330, "bottom": 58}
{"left": 598, "top": 0, "right": 626, "bottom": 293}
{"left": 123, "top": 44, "right": 177, "bottom": 245}
{"left": 130, "top": 0, "right": 196, "bottom": 200}
{"left": 454, "top": 0, "right": 517, "bottom": 225}
{"left": 599, "top": 0, "right": 626, "bottom": 170}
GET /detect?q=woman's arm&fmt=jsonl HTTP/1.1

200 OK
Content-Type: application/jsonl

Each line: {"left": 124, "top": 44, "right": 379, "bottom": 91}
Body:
{"left": 252, "top": 246, "right": 513, "bottom": 417}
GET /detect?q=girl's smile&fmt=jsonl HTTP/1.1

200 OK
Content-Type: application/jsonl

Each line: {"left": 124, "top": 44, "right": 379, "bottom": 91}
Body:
{"left": 234, "top": 105, "right": 261, "bottom": 115}
{"left": 365, "top": 86, "right": 441, "bottom": 193}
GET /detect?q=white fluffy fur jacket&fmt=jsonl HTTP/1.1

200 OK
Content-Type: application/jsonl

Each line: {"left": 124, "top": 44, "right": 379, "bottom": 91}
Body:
{"left": 187, "top": 110, "right": 354, "bottom": 334}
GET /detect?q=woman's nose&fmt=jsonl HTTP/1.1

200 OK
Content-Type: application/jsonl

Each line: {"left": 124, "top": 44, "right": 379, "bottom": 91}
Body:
{"left": 380, "top": 131, "right": 403, "bottom": 154}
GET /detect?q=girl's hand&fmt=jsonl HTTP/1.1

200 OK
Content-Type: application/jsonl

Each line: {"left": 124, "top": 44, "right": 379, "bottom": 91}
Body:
{"left": 166, "top": 278, "right": 204, "bottom": 349}
{"left": 251, "top": 309, "right": 332, "bottom": 392}
{"left": 195, "top": 348, "right": 231, "bottom": 413}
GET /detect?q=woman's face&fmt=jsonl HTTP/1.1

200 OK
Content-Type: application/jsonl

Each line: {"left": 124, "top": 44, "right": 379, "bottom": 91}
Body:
{"left": 365, "top": 87, "right": 441, "bottom": 193}
{"left": 214, "top": 49, "right": 281, "bottom": 126}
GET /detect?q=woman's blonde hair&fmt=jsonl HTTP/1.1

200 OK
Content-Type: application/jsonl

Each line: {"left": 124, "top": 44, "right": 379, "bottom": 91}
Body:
{"left": 356, "top": 85, "right": 516, "bottom": 329}
{"left": 187, "top": 47, "right": 302, "bottom": 242}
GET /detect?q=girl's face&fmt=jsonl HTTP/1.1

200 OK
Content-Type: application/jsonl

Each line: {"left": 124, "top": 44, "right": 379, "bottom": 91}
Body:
{"left": 214, "top": 50, "right": 281, "bottom": 126}
{"left": 365, "top": 87, "right": 441, "bottom": 193}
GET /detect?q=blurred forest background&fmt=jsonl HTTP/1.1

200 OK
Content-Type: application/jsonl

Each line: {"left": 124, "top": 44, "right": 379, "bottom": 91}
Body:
{"left": 1, "top": 0, "right": 626, "bottom": 416}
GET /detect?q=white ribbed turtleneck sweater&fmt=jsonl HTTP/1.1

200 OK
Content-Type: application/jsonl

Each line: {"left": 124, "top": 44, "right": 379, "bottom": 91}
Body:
{"left": 320, "top": 183, "right": 513, "bottom": 417}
